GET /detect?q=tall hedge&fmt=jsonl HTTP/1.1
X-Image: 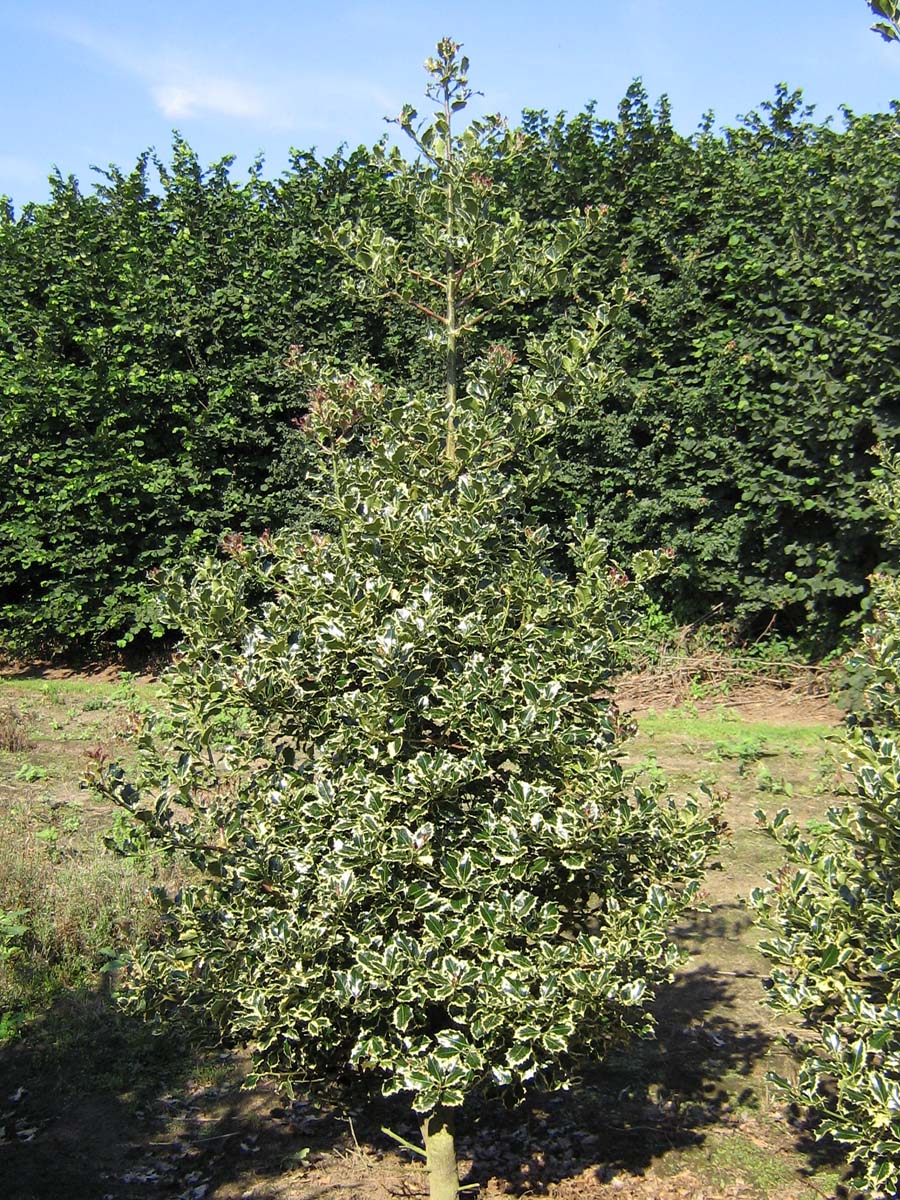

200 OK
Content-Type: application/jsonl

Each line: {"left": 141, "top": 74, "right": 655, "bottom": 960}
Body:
{"left": 1, "top": 85, "right": 899, "bottom": 655}
{"left": 508, "top": 86, "right": 899, "bottom": 646}
{"left": 0, "top": 144, "right": 417, "bottom": 653}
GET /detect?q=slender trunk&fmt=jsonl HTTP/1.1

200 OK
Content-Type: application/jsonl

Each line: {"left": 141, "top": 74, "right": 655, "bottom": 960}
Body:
{"left": 445, "top": 314, "right": 458, "bottom": 462}
{"left": 444, "top": 87, "right": 459, "bottom": 463}
{"left": 421, "top": 1106, "right": 459, "bottom": 1200}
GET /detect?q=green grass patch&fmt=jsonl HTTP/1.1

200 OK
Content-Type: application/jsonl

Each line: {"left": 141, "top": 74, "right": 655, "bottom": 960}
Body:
{"left": 636, "top": 708, "right": 836, "bottom": 748}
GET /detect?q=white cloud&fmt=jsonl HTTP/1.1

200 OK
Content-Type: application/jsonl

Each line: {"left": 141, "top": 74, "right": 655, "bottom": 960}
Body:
{"left": 28, "top": 9, "right": 413, "bottom": 140}
{"left": 37, "top": 14, "right": 281, "bottom": 123}
{"left": 151, "top": 77, "right": 268, "bottom": 121}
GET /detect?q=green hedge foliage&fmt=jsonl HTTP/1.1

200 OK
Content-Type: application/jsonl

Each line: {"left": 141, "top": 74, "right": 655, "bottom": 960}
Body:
{"left": 509, "top": 86, "right": 899, "bottom": 646}
{"left": 0, "top": 144, "right": 421, "bottom": 653}
{"left": 1, "top": 84, "right": 898, "bottom": 655}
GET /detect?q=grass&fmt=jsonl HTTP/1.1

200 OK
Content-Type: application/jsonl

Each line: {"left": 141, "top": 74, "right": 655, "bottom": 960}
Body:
{"left": 636, "top": 707, "right": 835, "bottom": 747}
{"left": 613, "top": 694, "right": 851, "bottom": 1197}
{"left": 0, "top": 673, "right": 172, "bottom": 1042}
{"left": 0, "top": 670, "right": 855, "bottom": 1199}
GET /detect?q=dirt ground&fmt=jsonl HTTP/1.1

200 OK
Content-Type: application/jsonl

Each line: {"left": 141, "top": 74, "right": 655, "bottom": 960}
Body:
{"left": 0, "top": 1046, "right": 841, "bottom": 1200}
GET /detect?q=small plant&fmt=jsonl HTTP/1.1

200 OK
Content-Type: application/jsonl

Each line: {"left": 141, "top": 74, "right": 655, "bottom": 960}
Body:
{"left": 0, "top": 705, "right": 30, "bottom": 752}
{"left": 0, "top": 907, "right": 28, "bottom": 964}
{"left": 754, "top": 766, "right": 793, "bottom": 797}
{"left": 708, "top": 735, "right": 773, "bottom": 774}
{"left": 14, "top": 762, "right": 48, "bottom": 783}
{"left": 40, "top": 682, "right": 64, "bottom": 706}
{"left": 60, "top": 809, "right": 82, "bottom": 836}
{"left": 635, "top": 753, "right": 669, "bottom": 786}
{"left": 0, "top": 1008, "right": 28, "bottom": 1042}
{"left": 0, "top": 907, "right": 29, "bottom": 1044}
{"left": 35, "top": 825, "right": 60, "bottom": 850}
{"left": 104, "top": 809, "right": 154, "bottom": 863}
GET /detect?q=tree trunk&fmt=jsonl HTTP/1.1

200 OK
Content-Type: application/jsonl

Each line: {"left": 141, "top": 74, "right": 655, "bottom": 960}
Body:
{"left": 421, "top": 1106, "right": 459, "bottom": 1200}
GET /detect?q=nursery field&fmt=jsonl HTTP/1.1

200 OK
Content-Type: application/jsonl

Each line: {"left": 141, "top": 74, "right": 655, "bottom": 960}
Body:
{"left": 0, "top": 667, "right": 858, "bottom": 1200}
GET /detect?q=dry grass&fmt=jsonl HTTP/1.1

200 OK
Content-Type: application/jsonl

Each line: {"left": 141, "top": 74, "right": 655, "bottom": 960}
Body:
{"left": 614, "top": 646, "right": 835, "bottom": 715}
{"left": 0, "top": 675, "right": 176, "bottom": 1027}
{"left": 0, "top": 702, "right": 31, "bottom": 751}
{"left": 0, "top": 822, "right": 164, "bottom": 997}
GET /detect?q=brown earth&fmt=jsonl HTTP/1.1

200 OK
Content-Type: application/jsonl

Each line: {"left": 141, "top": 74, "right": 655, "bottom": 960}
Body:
{"left": 0, "top": 1053, "right": 843, "bottom": 1200}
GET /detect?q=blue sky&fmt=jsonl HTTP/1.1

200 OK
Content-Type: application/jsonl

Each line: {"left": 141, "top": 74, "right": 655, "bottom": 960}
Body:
{"left": 2, "top": 1, "right": 899, "bottom": 207}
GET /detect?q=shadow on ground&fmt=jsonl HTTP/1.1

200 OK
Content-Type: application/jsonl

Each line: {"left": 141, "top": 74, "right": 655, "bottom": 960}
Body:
{"left": 451, "top": 965, "right": 774, "bottom": 1196}
{"left": 1, "top": 964, "right": 837, "bottom": 1200}
{"left": 0, "top": 983, "right": 315, "bottom": 1200}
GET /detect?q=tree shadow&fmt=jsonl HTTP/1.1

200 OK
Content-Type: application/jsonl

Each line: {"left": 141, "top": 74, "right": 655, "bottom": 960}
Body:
{"left": 455, "top": 964, "right": 774, "bottom": 1196}
{"left": 0, "top": 645, "right": 168, "bottom": 681}
{"left": 0, "top": 984, "right": 423, "bottom": 1200}
{"left": 1, "top": 984, "right": 200, "bottom": 1199}
{"left": 0, "top": 961, "right": 838, "bottom": 1200}
{"left": 0, "top": 983, "right": 338, "bottom": 1200}
{"left": 787, "top": 1107, "right": 860, "bottom": 1199}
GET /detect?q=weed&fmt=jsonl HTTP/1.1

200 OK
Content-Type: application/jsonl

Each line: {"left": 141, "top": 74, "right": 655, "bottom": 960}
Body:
{"left": 40, "top": 682, "right": 64, "bottom": 706}
{"left": 61, "top": 810, "right": 82, "bottom": 835}
{"left": 0, "top": 907, "right": 30, "bottom": 1043}
{"left": 0, "top": 907, "right": 28, "bottom": 963}
{"left": 35, "top": 825, "right": 62, "bottom": 861}
{"left": 82, "top": 674, "right": 142, "bottom": 714}
{"left": 812, "top": 747, "right": 845, "bottom": 795}
{"left": 0, "top": 704, "right": 30, "bottom": 752}
{"left": 14, "top": 762, "right": 48, "bottom": 783}
{"left": 707, "top": 735, "right": 775, "bottom": 774}
{"left": 755, "top": 766, "right": 793, "bottom": 797}
{"left": 634, "top": 752, "right": 669, "bottom": 785}
{"left": 0, "top": 1007, "right": 28, "bottom": 1042}
{"left": 280, "top": 1147, "right": 312, "bottom": 1170}
{"left": 104, "top": 809, "right": 157, "bottom": 865}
